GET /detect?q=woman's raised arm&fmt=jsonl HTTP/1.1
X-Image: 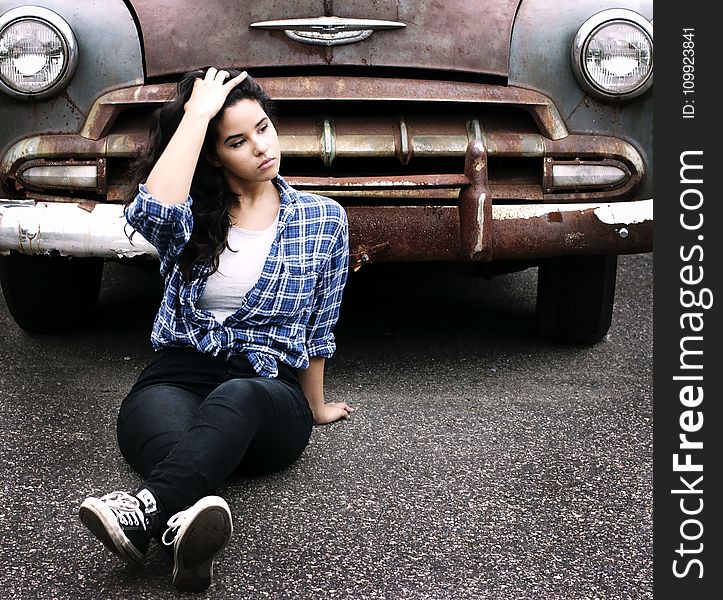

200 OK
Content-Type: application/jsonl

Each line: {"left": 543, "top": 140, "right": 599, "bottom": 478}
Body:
{"left": 145, "top": 68, "right": 247, "bottom": 204}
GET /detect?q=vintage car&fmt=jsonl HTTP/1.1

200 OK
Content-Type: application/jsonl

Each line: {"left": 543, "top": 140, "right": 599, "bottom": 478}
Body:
{"left": 0, "top": 1, "right": 652, "bottom": 342}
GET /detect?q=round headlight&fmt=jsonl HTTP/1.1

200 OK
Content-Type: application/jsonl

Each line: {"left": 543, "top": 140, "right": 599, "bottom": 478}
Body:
{"left": 0, "top": 6, "right": 78, "bottom": 100}
{"left": 571, "top": 9, "right": 653, "bottom": 101}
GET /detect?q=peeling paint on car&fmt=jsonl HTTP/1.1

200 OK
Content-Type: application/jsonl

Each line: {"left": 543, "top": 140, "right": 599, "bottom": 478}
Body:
{"left": 593, "top": 200, "right": 654, "bottom": 225}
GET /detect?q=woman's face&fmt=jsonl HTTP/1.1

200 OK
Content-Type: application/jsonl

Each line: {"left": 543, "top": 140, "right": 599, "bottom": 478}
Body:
{"left": 210, "top": 99, "right": 281, "bottom": 189}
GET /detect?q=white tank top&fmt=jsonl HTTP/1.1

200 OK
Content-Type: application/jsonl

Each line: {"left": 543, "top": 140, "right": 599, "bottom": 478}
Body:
{"left": 196, "top": 215, "right": 279, "bottom": 322}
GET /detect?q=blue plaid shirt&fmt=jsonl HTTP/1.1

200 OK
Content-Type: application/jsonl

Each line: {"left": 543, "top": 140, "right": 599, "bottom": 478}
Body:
{"left": 125, "top": 175, "right": 349, "bottom": 378}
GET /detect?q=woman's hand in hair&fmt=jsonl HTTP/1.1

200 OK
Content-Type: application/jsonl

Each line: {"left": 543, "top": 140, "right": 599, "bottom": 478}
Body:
{"left": 183, "top": 67, "right": 248, "bottom": 121}
{"left": 144, "top": 67, "right": 247, "bottom": 203}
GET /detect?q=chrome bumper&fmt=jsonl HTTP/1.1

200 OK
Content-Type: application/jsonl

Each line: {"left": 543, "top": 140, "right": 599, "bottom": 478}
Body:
{"left": 0, "top": 200, "right": 156, "bottom": 258}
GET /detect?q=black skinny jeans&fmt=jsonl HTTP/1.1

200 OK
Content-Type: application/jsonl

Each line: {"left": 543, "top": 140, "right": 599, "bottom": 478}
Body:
{"left": 116, "top": 348, "right": 313, "bottom": 522}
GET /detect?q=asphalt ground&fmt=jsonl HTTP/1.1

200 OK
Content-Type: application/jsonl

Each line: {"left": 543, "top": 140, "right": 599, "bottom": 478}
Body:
{"left": 0, "top": 253, "right": 653, "bottom": 599}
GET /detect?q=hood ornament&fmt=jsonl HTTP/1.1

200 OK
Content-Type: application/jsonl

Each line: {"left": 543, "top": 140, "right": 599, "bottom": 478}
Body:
{"left": 250, "top": 16, "right": 406, "bottom": 46}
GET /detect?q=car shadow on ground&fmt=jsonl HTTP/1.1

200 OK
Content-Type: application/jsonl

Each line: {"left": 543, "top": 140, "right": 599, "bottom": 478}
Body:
{"left": 88, "top": 260, "right": 540, "bottom": 347}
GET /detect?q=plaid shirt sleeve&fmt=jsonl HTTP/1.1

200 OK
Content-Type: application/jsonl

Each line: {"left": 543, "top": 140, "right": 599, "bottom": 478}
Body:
{"left": 305, "top": 206, "right": 349, "bottom": 358}
{"left": 124, "top": 184, "right": 194, "bottom": 276}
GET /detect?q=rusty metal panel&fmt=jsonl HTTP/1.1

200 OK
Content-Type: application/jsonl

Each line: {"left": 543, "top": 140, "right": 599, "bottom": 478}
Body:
{"left": 128, "top": 0, "right": 330, "bottom": 76}
{"left": 347, "top": 205, "right": 463, "bottom": 262}
{"left": 331, "top": 0, "right": 521, "bottom": 76}
{"left": 346, "top": 201, "right": 652, "bottom": 266}
{"left": 491, "top": 202, "right": 653, "bottom": 259}
{"left": 126, "top": 0, "right": 521, "bottom": 78}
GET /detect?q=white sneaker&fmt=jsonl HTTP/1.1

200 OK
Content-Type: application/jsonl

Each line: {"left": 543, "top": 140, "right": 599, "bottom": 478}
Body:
{"left": 161, "top": 496, "right": 233, "bottom": 592}
{"left": 79, "top": 491, "right": 154, "bottom": 566}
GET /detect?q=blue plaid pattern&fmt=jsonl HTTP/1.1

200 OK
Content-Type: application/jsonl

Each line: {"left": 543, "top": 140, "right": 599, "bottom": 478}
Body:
{"left": 125, "top": 175, "right": 349, "bottom": 378}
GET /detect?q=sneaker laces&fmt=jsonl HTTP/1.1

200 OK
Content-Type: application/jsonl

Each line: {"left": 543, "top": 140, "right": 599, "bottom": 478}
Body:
{"left": 161, "top": 507, "right": 191, "bottom": 546}
{"left": 100, "top": 491, "right": 147, "bottom": 530}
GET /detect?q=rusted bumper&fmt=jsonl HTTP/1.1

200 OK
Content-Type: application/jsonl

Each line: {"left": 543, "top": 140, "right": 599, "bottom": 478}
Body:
{"left": 347, "top": 199, "right": 652, "bottom": 267}
{"left": 0, "top": 197, "right": 651, "bottom": 263}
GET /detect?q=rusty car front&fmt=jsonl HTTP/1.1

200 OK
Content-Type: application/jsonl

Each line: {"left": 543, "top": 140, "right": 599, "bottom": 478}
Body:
{"left": 0, "top": 0, "right": 652, "bottom": 340}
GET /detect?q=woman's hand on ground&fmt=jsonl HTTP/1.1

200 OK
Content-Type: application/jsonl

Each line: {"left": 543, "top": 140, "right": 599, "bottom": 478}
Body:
{"left": 184, "top": 67, "right": 247, "bottom": 121}
{"left": 313, "top": 402, "right": 355, "bottom": 425}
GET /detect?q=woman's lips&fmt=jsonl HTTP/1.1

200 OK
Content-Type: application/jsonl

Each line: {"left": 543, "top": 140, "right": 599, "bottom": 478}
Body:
{"left": 258, "top": 157, "right": 276, "bottom": 170}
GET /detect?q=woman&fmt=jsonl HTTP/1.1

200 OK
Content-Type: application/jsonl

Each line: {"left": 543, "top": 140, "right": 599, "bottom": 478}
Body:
{"left": 78, "top": 67, "right": 353, "bottom": 592}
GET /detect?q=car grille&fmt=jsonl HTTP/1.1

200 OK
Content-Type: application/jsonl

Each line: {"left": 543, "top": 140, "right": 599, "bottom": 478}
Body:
{"left": 2, "top": 76, "right": 644, "bottom": 206}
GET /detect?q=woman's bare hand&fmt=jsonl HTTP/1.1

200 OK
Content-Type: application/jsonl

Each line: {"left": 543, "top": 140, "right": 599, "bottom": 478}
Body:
{"left": 313, "top": 402, "right": 355, "bottom": 425}
{"left": 183, "top": 67, "right": 247, "bottom": 121}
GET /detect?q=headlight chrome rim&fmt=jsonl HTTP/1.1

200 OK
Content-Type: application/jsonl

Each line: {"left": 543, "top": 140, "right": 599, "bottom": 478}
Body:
{"left": 0, "top": 5, "right": 78, "bottom": 100}
{"left": 571, "top": 8, "right": 653, "bottom": 102}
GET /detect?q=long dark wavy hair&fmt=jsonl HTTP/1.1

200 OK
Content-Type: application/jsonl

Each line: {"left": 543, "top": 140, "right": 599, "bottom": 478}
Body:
{"left": 127, "top": 68, "right": 276, "bottom": 282}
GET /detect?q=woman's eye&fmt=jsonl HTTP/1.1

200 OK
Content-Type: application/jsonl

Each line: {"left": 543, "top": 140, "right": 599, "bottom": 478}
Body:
{"left": 231, "top": 139, "right": 246, "bottom": 148}
{"left": 259, "top": 124, "right": 268, "bottom": 133}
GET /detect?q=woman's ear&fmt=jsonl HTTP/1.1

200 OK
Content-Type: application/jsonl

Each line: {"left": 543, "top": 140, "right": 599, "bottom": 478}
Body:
{"left": 205, "top": 153, "right": 222, "bottom": 167}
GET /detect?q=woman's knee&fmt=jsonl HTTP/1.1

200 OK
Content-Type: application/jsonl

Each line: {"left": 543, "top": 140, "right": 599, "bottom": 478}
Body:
{"left": 203, "top": 378, "right": 269, "bottom": 423}
{"left": 208, "top": 378, "right": 266, "bottom": 406}
{"left": 119, "top": 384, "right": 200, "bottom": 426}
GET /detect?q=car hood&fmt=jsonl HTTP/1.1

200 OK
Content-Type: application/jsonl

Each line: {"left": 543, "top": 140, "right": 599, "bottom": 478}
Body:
{"left": 128, "top": 0, "right": 522, "bottom": 79}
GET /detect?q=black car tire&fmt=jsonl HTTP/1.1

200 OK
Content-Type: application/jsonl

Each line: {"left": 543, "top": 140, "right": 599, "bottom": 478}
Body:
{"left": 536, "top": 254, "right": 617, "bottom": 345}
{"left": 0, "top": 252, "right": 104, "bottom": 334}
